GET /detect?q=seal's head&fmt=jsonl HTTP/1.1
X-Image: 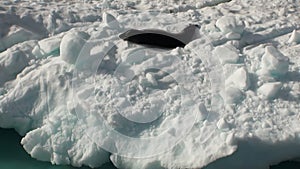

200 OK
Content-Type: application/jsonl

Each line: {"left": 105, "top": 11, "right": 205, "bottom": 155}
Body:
{"left": 182, "top": 24, "right": 201, "bottom": 33}
{"left": 192, "top": 24, "right": 200, "bottom": 29}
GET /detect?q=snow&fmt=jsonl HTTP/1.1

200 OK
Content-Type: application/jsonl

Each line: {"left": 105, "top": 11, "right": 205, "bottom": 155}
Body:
{"left": 213, "top": 44, "right": 240, "bottom": 64}
{"left": 222, "top": 86, "right": 244, "bottom": 104}
{"left": 32, "top": 34, "right": 63, "bottom": 59}
{"left": 0, "top": 41, "right": 35, "bottom": 86}
{"left": 226, "top": 67, "right": 251, "bottom": 91}
{"left": 259, "top": 46, "right": 289, "bottom": 78}
{"left": 60, "top": 30, "right": 90, "bottom": 64}
{"left": 288, "top": 29, "right": 300, "bottom": 44}
{"left": 257, "top": 82, "right": 283, "bottom": 100}
{"left": 102, "top": 12, "right": 120, "bottom": 29}
{"left": 215, "top": 16, "right": 245, "bottom": 35}
{"left": 0, "top": 0, "right": 299, "bottom": 169}
{"left": 0, "top": 26, "right": 39, "bottom": 51}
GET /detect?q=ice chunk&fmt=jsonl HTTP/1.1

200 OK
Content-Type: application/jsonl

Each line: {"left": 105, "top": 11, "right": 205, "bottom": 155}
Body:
{"left": 217, "top": 118, "right": 230, "bottom": 131}
{"left": 21, "top": 121, "right": 109, "bottom": 168}
{"left": 60, "top": 30, "right": 90, "bottom": 64}
{"left": 1, "top": 50, "right": 28, "bottom": 76}
{"left": 30, "top": 146, "right": 52, "bottom": 162}
{"left": 222, "top": 87, "right": 243, "bottom": 104}
{"left": 110, "top": 122, "right": 237, "bottom": 169}
{"left": 2, "top": 4, "right": 300, "bottom": 169}
{"left": 226, "top": 67, "right": 250, "bottom": 90}
{"left": 288, "top": 29, "right": 300, "bottom": 44}
{"left": 225, "top": 32, "right": 241, "bottom": 40}
{"left": 1, "top": 58, "right": 111, "bottom": 167}
{"left": 198, "top": 103, "right": 208, "bottom": 121}
{"left": 102, "top": 12, "right": 120, "bottom": 29}
{"left": 75, "top": 41, "right": 115, "bottom": 72}
{"left": 0, "top": 26, "right": 39, "bottom": 51}
{"left": 213, "top": 44, "right": 239, "bottom": 64}
{"left": 259, "top": 46, "right": 289, "bottom": 77}
{"left": 216, "top": 16, "right": 245, "bottom": 35}
{"left": 145, "top": 73, "right": 158, "bottom": 86}
{"left": 0, "top": 41, "right": 35, "bottom": 85}
{"left": 46, "top": 10, "right": 69, "bottom": 34}
{"left": 257, "top": 82, "right": 282, "bottom": 99}
{"left": 32, "top": 34, "right": 63, "bottom": 58}
{"left": 37, "top": 37, "right": 61, "bottom": 56}
{"left": 290, "top": 83, "right": 300, "bottom": 99}
{"left": 80, "top": 14, "right": 101, "bottom": 22}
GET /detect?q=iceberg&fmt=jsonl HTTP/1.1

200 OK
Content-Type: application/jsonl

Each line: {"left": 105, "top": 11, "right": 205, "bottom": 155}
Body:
{"left": 0, "top": 0, "right": 299, "bottom": 169}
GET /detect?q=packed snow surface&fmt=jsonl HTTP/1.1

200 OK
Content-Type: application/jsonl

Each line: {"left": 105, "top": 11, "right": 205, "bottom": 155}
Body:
{"left": 0, "top": 0, "right": 300, "bottom": 169}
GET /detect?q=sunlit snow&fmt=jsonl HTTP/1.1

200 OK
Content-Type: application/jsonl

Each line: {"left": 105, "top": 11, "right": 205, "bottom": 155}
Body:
{"left": 0, "top": 0, "right": 299, "bottom": 169}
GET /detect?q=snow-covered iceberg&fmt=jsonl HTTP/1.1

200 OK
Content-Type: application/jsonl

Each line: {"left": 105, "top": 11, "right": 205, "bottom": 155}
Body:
{"left": 0, "top": 0, "right": 299, "bottom": 169}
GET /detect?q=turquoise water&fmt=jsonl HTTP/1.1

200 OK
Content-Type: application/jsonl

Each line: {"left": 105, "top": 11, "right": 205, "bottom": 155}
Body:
{"left": 0, "top": 127, "right": 299, "bottom": 169}
{"left": 0, "top": 128, "right": 117, "bottom": 169}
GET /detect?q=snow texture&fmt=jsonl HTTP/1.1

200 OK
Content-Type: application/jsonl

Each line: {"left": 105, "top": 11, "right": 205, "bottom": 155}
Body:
{"left": 0, "top": 0, "right": 300, "bottom": 169}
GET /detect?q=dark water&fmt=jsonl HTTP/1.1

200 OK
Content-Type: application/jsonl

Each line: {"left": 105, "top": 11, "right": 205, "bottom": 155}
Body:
{"left": 270, "top": 161, "right": 300, "bottom": 169}
{"left": 0, "top": 128, "right": 117, "bottom": 169}
{"left": 0, "top": 128, "right": 299, "bottom": 169}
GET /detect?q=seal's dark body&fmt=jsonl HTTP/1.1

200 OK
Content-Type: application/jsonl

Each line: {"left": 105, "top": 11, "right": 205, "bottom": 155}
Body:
{"left": 119, "top": 25, "right": 200, "bottom": 49}
{"left": 123, "top": 33, "right": 185, "bottom": 49}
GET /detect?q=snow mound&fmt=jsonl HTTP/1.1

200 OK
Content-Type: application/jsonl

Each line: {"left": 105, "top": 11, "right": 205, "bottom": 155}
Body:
{"left": 0, "top": 41, "right": 36, "bottom": 86}
{"left": 213, "top": 44, "right": 240, "bottom": 64}
{"left": 60, "top": 30, "right": 90, "bottom": 64}
{"left": 0, "top": 26, "right": 40, "bottom": 52}
{"left": 102, "top": 12, "right": 120, "bottom": 29}
{"left": 226, "top": 67, "right": 250, "bottom": 91}
{"left": 288, "top": 30, "right": 300, "bottom": 44}
{"left": 259, "top": 46, "right": 289, "bottom": 78}
{"left": 216, "top": 16, "right": 245, "bottom": 36}
{"left": 257, "top": 82, "right": 282, "bottom": 100}
{"left": 32, "top": 34, "right": 63, "bottom": 59}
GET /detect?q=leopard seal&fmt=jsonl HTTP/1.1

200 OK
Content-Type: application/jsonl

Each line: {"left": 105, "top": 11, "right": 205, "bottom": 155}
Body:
{"left": 119, "top": 24, "right": 200, "bottom": 49}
